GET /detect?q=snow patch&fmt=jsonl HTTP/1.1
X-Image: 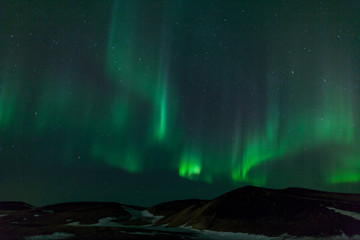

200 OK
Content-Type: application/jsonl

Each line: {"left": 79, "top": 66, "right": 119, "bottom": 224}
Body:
{"left": 33, "top": 214, "right": 40, "bottom": 217}
{"left": 123, "top": 206, "right": 143, "bottom": 220}
{"left": 141, "top": 210, "right": 153, "bottom": 218}
{"left": 90, "top": 217, "right": 122, "bottom": 227}
{"left": 121, "top": 206, "right": 163, "bottom": 225}
{"left": 288, "top": 234, "right": 360, "bottom": 240}
{"left": 67, "top": 217, "right": 122, "bottom": 227}
{"left": 198, "top": 231, "right": 360, "bottom": 240}
{"left": 181, "top": 226, "right": 360, "bottom": 240}
{"left": 25, "top": 232, "right": 74, "bottom": 240}
{"left": 327, "top": 207, "right": 360, "bottom": 221}
{"left": 0, "top": 214, "right": 7, "bottom": 217}
{"left": 141, "top": 210, "right": 163, "bottom": 223}
{"left": 178, "top": 225, "right": 278, "bottom": 240}
{"left": 199, "top": 230, "right": 281, "bottom": 240}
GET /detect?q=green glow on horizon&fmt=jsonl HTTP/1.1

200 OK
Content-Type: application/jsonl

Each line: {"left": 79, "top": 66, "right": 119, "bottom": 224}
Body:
{"left": 179, "top": 148, "right": 202, "bottom": 180}
{"left": 327, "top": 151, "right": 360, "bottom": 184}
{"left": 230, "top": 88, "right": 282, "bottom": 185}
{"left": 240, "top": 104, "right": 280, "bottom": 181}
{"left": 228, "top": 74, "right": 356, "bottom": 186}
{"left": 329, "top": 172, "right": 360, "bottom": 184}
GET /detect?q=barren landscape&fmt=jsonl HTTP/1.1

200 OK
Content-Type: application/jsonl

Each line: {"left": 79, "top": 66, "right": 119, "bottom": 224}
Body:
{"left": 1, "top": 186, "right": 360, "bottom": 240}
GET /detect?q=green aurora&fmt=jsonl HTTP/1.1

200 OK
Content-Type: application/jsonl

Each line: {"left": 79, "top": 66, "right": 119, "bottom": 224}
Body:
{"left": 0, "top": 0, "right": 359, "bottom": 205}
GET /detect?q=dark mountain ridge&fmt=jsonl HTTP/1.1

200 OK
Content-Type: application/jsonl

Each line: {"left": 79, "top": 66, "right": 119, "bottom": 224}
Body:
{"left": 0, "top": 201, "right": 33, "bottom": 211}
{"left": 151, "top": 186, "right": 360, "bottom": 237}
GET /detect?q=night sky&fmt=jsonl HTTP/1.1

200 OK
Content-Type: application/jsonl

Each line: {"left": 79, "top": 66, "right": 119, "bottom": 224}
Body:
{"left": 1, "top": 0, "right": 360, "bottom": 206}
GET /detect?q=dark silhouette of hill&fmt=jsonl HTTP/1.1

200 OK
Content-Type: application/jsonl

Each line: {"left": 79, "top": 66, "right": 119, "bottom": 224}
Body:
{"left": 0, "top": 201, "right": 33, "bottom": 211}
{"left": 151, "top": 186, "right": 360, "bottom": 237}
{"left": 148, "top": 199, "right": 206, "bottom": 216}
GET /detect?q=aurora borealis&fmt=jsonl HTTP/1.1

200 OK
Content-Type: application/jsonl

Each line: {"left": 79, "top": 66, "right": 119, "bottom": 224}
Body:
{"left": 0, "top": 0, "right": 360, "bottom": 206}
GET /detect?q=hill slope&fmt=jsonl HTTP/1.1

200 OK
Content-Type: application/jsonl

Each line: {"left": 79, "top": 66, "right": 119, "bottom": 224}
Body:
{"left": 150, "top": 186, "right": 360, "bottom": 237}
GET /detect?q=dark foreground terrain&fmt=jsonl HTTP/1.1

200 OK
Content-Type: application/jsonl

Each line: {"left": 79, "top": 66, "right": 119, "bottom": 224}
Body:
{"left": 1, "top": 186, "right": 360, "bottom": 240}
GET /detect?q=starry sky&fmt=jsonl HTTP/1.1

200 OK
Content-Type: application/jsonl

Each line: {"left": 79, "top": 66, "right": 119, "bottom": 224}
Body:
{"left": 0, "top": 0, "right": 360, "bottom": 206}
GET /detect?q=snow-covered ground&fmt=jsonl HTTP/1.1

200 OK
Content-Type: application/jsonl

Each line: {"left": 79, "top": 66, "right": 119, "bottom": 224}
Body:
{"left": 122, "top": 206, "right": 143, "bottom": 220}
{"left": 0, "top": 214, "right": 7, "bottom": 217}
{"left": 196, "top": 231, "right": 360, "bottom": 240}
{"left": 196, "top": 230, "right": 283, "bottom": 240}
{"left": 141, "top": 209, "right": 164, "bottom": 224}
{"left": 180, "top": 225, "right": 360, "bottom": 240}
{"left": 122, "top": 206, "right": 163, "bottom": 223}
{"left": 327, "top": 207, "right": 360, "bottom": 221}
{"left": 24, "top": 232, "right": 74, "bottom": 240}
{"left": 67, "top": 217, "right": 122, "bottom": 227}
{"left": 66, "top": 206, "right": 164, "bottom": 228}
{"left": 65, "top": 205, "right": 160, "bottom": 227}
{"left": 63, "top": 205, "right": 360, "bottom": 240}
